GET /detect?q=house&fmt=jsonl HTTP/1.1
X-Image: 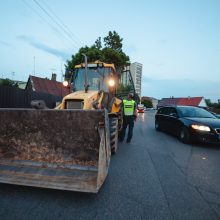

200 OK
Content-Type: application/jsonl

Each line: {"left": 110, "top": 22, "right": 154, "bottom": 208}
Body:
{"left": 26, "top": 74, "right": 70, "bottom": 97}
{"left": 16, "top": 81, "right": 27, "bottom": 89}
{"left": 157, "top": 97, "right": 207, "bottom": 109}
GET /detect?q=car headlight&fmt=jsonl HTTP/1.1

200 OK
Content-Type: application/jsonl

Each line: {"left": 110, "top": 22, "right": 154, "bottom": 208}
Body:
{"left": 191, "top": 124, "right": 211, "bottom": 132}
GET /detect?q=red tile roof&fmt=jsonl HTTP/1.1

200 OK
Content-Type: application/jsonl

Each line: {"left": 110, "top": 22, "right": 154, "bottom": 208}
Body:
{"left": 157, "top": 98, "right": 180, "bottom": 107}
{"left": 28, "top": 75, "right": 70, "bottom": 97}
{"left": 158, "top": 97, "right": 204, "bottom": 107}
{"left": 141, "top": 96, "right": 158, "bottom": 101}
{"left": 177, "top": 97, "right": 203, "bottom": 106}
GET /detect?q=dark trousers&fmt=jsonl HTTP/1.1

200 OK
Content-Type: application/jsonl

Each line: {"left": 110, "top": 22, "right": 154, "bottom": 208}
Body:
{"left": 120, "top": 116, "right": 134, "bottom": 142}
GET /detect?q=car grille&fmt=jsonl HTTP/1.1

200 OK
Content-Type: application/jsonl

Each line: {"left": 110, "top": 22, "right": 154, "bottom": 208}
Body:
{"left": 215, "top": 128, "right": 220, "bottom": 134}
{"left": 65, "top": 100, "right": 84, "bottom": 109}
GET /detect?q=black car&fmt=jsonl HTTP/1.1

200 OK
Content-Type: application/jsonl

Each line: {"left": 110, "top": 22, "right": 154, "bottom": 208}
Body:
{"left": 211, "top": 111, "right": 220, "bottom": 119}
{"left": 155, "top": 105, "right": 220, "bottom": 144}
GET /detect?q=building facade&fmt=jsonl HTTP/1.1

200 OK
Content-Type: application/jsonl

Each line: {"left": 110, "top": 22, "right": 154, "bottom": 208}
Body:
{"left": 129, "top": 62, "right": 143, "bottom": 97}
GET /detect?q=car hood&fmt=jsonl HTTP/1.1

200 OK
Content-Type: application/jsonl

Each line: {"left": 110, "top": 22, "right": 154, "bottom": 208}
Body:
{"left": 185, "top": 117, "right": 220, "bottom": 128}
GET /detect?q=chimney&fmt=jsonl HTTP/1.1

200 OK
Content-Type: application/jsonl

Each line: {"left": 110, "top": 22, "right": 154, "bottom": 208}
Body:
{"left": 51, "top": 73, "right": 56, "bottom": 81}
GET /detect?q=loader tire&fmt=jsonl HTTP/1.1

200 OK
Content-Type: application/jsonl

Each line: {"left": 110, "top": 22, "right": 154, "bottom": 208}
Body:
{"left": 109, "top": 117, "right": 119, "bottom": 154}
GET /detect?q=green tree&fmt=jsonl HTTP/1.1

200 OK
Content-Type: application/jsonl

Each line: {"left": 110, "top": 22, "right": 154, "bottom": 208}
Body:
{"left": 0, "top": 78, "right": 18, "bottom": 87}
{"left": 142, "top": 99, "right": 153, "bottom": 108}
{"left": 101, "top": 47, "right": 129, "bottom": 72}
{"left": 104, "top": 31, "right": 123, "bottom": 51}
{"left": 65, "top": 46, "right": 102, "bottom": 80}
{"left": 117, "top": 84, "right": 133, "bottom": 94}
{"left": 205, "top": 99, "right": 220, "bottom": 108}
{"left": 94, "top": 37, "right": 102, "bottom": 50}
{"left": 205, "top": 99, "right": 212, "bottom": 107}
{"left": 65, "top": 31, "right": 129, "bottom": 79}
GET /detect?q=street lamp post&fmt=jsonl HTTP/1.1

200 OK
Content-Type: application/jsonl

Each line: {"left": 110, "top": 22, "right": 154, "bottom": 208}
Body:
{"left": 33, "top": 56, "right": 35, "bottom": 76}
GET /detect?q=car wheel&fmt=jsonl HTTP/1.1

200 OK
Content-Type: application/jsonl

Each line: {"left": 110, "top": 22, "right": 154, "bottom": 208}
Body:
{"left": 179, "top": 127, "right": 190, "bottom": 144}
{"left": 155, "top": 120, "right": 161, "bottom": 131}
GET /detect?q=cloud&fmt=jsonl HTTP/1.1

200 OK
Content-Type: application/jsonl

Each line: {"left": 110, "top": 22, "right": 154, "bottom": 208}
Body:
{"left": 17, "top": 35, "right": 70, "bottom": 60}
{"left": 159, "top": 39, "right": 168, "bottom": 44}
{"left": 0, "top": 40, "right": 11, "bottom": 47}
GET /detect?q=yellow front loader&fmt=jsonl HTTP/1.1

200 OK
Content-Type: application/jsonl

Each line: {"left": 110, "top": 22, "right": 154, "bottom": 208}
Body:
{"left": 0, "top": 59, "right": 124, "bottom": 193}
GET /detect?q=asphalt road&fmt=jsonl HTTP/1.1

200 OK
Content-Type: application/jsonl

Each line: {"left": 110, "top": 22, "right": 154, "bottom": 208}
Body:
{"left": 0, "top": 111, "right": 220, "bottom": 220}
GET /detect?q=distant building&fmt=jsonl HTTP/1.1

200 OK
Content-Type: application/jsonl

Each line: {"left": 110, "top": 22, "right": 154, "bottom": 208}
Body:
{"left": 157, "top": 97, "right": 207, "bottom": 109}
{"left": 129, "top": 62, "right": 143, "bottom": 97}
{"left": 142, "top": 96, "right": 158, "bottom": 109}
{"left": 26, "top": 73, "right": 69, "bottom": 97}
{"left": 121, "top": 65, "right": 132, "bottom": 87}
{"left": 16, "top": 81, "right": 27, "bottom": 89}
{"left": 0, "top": 78, "right": 26, "bottom": 89}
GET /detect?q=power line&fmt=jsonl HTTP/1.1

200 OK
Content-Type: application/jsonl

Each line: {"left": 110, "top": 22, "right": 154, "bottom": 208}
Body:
{"left": 21, "top": 0, "right": 77, "bottom": 50}
{"left": 40, "top": 0, "right": 83, "bottom": 47}
{"left": 32, "top": 0, "right": 80, "bottom": 51}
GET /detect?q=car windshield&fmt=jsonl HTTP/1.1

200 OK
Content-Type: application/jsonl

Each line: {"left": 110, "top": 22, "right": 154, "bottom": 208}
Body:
{"left": 178, "top": 106, "right": 216, "bottom": 118}
{"left": 73, "top": 67, "right": 113, "bottom": 92}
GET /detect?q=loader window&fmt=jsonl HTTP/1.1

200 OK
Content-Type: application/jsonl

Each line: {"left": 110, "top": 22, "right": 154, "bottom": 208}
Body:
{"left": 116, "top": 69, "right": 135, "bottom": 99}
{"left": 74, "top": 67, "right": 114, "bottom": 92}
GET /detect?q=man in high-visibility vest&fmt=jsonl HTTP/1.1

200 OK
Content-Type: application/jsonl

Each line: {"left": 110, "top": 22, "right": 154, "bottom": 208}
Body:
{"left": 119, "top": 93, "right": 137, "bottom": 143}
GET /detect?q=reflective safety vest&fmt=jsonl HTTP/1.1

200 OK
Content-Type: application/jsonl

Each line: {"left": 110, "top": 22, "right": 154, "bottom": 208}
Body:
{"left": 123, "top": 99, "right": 135, "bottom": 116}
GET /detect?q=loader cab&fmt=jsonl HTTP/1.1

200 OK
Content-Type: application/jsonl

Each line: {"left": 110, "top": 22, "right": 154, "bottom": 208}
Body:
{"left": 73, "top": 62, "right": 117, "bottom": 94}
{"left": 116, "top": 68, "right": 136, "bottom": 101}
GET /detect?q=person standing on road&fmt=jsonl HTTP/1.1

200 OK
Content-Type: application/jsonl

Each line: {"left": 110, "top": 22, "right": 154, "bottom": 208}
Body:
{"left": 119, "top": 93, "right": 137, "bottom": 143}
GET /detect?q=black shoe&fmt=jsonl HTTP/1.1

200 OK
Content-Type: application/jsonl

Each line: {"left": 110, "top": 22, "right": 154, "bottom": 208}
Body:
{"left": 126, "top": 139, "right": 131, "bottom": 143}
{"left": 119, "top": 139, "right": 124, "bottom": 142}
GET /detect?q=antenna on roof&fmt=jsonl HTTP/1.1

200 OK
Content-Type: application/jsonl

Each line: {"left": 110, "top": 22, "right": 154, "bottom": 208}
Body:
{"left": 11, "top": 72, "right": 15, "bottom": 80}
{"left": 60, "top": 61, "right": 64, "bottom": 82}
{"left": 33, "top": 56, "right": 35, "bottom": 76}
{"left": 50, "top": 68, "right": 56, "bottom": 74}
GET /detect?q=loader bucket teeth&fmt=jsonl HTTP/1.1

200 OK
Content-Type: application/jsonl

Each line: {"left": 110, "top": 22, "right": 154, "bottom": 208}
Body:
{"left": 0, "top": 109, "right": 111, "bottom": 193}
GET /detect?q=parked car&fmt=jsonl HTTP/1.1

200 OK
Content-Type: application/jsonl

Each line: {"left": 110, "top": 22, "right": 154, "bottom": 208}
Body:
{"left": 137, "top": 104, "right": 145, "bottom": 113}
{"left": 155, "top": 105, "right": 220, "bottom": 144}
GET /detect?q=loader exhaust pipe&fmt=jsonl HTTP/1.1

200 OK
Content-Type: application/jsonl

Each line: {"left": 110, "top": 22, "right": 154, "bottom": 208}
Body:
{"left": 82, "top": 53, "right": 89, "bottom": 93}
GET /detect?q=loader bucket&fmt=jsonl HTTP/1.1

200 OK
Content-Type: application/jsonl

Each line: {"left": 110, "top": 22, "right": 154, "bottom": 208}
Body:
{"left": 0, "top": 109, "right": 111, "bottom": 193}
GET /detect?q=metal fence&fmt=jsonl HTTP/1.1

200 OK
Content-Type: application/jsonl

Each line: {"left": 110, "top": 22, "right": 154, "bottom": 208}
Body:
{"left": 0, "top": 85, "right": 62, "bottom": 108}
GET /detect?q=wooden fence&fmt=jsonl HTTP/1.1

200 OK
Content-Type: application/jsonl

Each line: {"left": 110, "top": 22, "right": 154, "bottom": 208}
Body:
{"left": 0, "top": 85, "right": 62, "bottom": 108}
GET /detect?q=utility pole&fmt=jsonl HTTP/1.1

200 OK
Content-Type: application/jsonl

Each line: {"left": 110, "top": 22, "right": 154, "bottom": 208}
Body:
{"left": 61, "top": 61, "right": 64, "bottom": 82}
{"left": 11, "top": 72, "right": 15, "bottom": 80}
{"left": 50, "top": 68, "right": 56, "bottom": 73}
{"left": 33, "top": 56, "right": 35, "bottom": 76}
